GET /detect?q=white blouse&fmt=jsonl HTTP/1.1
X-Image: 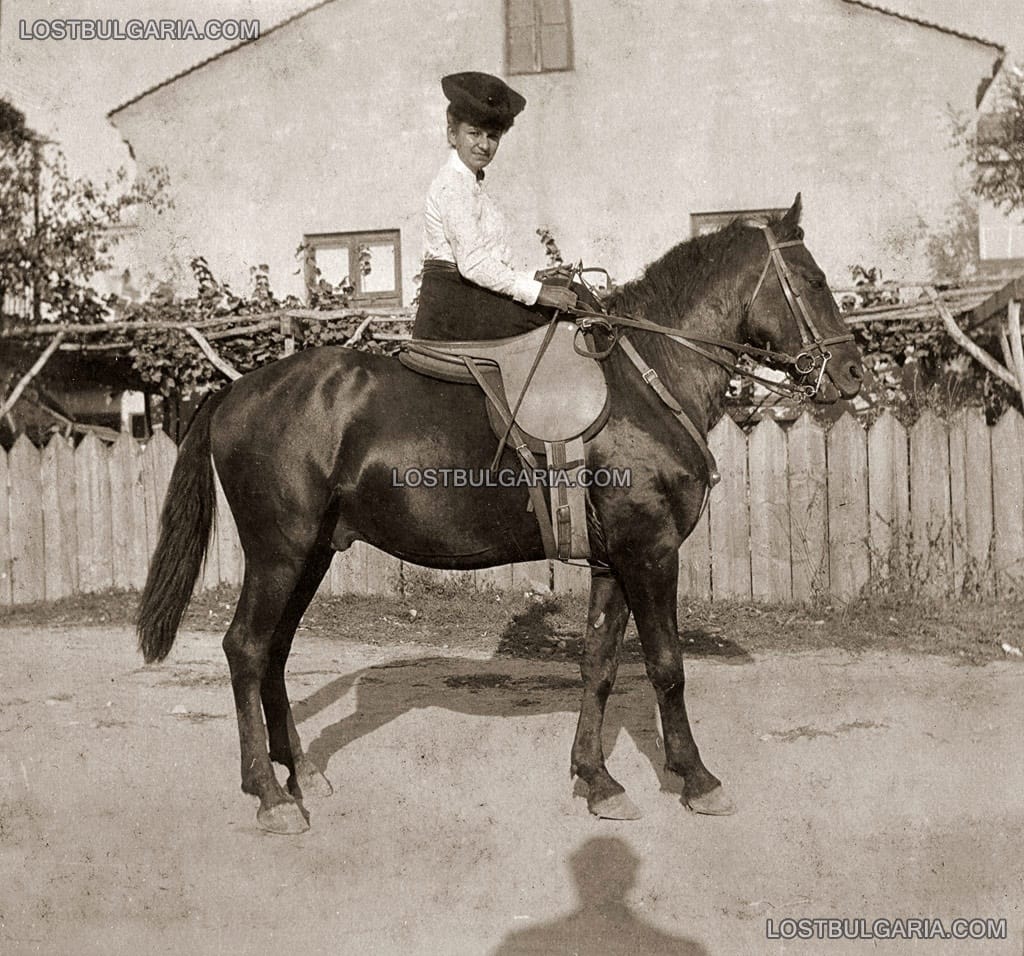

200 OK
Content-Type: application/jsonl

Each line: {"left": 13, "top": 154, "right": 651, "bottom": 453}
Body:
{"left": 422, "top": 151, "right": 543, "bottom": 306}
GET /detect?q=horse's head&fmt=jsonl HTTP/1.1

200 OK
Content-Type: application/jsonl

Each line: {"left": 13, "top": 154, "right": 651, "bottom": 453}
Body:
{"left": 738, "top": 195, "right": 863, "bottom": 402}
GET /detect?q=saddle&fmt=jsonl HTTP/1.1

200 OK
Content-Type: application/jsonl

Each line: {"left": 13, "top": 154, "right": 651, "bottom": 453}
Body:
{"left": 400, "top": 322, "right": 609, "bottom": 449}
{"left": 399, "top": 321, "right": 610, "bottom": 561}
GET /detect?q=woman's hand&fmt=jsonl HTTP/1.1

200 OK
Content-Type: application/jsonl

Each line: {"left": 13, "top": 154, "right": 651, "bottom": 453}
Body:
{"left": 537, "top": 284, "right": 578, "bottom": 311}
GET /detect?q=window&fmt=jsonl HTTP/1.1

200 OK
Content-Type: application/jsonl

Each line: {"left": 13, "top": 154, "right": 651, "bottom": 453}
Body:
{"left": 690, "top": 207, "right": 790, "bottom": 238}
{"left": 303, "top": 230, "right": 402, "bottom": 307}
{"left": 507, "top": 0, "right": 573, "bottom": 75}
{"left": 978, "top": 199, "right": 1024, "bottom": 263}
{"left": 974, "top": 113, "right": 1024, "bottom": 264}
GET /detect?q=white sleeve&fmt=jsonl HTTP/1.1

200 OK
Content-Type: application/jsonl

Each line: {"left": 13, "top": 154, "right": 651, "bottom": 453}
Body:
{"left": 436, "top": 180, "right": 543, "bottom": 306}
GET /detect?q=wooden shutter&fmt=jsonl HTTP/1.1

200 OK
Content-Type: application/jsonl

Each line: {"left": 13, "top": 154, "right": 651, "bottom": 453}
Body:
{"left": 507, "top": 0, "right": 538, "bottom": 74}
{"left": 539, "top": 0, "right": 571, "bottom": 71}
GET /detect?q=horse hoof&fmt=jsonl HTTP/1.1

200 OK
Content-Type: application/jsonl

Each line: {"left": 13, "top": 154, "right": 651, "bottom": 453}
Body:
{"left": 686, "top": 786, "right": 737, "bottom": 816}
{"left": 589, "top": 792, "right": 643, "bottom": 820}
{"left": 290, "top": 765, "right": 333, "bottom": 800}
{"left": 257, "top": 801, "right": 310, "bottom": 834}
{"left": 299, "top": 769, "right": 333, "bottom": 800}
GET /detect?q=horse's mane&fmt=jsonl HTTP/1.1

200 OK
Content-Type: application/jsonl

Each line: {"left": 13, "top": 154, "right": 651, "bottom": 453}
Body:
{"left": 605, "top": 218, "right": 756, "bottom": 328}
{"left": 602, "top": 217, "right": 769, "bottom": 397}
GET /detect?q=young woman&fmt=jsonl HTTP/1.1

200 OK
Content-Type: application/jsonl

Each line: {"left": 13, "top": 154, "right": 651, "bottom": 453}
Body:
{"left": 412, "top": 71, "right": 577, "bottom": 340}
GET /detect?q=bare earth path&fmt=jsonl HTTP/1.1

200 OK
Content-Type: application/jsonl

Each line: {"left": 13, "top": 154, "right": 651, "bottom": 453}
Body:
{"left": 0, "top": 624, "right": 1021, "bottom": 955}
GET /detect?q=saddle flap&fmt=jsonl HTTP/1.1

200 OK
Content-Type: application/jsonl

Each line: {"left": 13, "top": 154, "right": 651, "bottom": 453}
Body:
{"left": 404, "top": 323, "right": 608, "bottom": 442}
{"left": 495, "top": 324, "right": 607, "bottom": 442}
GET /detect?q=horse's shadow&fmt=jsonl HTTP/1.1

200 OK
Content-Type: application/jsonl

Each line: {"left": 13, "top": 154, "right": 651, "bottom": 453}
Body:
{"left": 295, "top": 601, "right": 750, "bottom": 796}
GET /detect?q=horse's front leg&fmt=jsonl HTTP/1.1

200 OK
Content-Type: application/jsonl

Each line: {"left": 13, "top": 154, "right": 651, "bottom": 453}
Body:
{"left": 624, "top": 555, "right": 736, "bottom": 815}
{"left": 570, "top": 570, "right": 640, "bottom": 819}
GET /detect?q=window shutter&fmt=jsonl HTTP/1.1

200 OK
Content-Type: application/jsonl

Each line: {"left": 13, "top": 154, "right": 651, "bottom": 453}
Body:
{"left": 507, "top": 0, "right": 538, "bottom": 74}
{"left": 539, "top": 0, "right": 571, "bottom": 71}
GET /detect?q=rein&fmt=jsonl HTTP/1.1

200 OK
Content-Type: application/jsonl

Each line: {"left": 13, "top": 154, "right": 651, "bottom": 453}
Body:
{"left": 572, "top": 222, "right": 855, "bottom": 402}
{"left": 571, "top": 308, "right": 817, "bottom": 402}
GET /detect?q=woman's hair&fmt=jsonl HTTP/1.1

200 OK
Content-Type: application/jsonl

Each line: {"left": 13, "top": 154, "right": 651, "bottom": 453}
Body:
{"left": 446, "top": 105, "right": 511, "bottom": 136}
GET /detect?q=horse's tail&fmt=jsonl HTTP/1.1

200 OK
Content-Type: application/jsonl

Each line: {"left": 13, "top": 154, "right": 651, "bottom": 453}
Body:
{"left": 136, "top": 393, "right": 224, "bottom": 663}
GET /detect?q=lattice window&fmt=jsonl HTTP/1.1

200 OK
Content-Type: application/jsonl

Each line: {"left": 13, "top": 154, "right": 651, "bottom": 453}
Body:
{"left": 302, "top": 230, "right": 402, "bottom": 307}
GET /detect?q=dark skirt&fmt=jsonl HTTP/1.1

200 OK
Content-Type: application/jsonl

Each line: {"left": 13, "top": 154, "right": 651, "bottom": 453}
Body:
{"left": 412, "top": 264, "right": 553, "bottom": 341}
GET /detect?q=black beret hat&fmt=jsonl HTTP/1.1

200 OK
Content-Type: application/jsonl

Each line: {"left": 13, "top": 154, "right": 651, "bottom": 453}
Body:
{"left": 442, "top": 72, "right": 526, "bottom": 132}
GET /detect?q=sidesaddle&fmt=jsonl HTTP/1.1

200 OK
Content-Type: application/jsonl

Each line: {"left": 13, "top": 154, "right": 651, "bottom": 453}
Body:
{"left": 399, "top": 319, "right": 609, "bottom": 562}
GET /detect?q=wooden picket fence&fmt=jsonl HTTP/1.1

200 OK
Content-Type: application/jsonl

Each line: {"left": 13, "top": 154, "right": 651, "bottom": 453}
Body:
{"left": 4, "top": 408, "right": 1024, "bottom": 606}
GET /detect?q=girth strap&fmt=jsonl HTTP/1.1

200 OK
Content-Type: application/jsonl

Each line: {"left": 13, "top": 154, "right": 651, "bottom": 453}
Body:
{"left": 545, "top": 436, "right": 590, "bottom": 560}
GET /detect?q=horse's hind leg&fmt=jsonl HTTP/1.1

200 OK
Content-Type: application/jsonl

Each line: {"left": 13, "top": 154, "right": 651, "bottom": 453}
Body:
{"left": 571, "top": 571, "right": 641, "bottom": 819}
{"left": 262, "top": 545, "right": 335, "bottom": 802}
{"left": 223, "top": 557, "right": 313, "bottom": 835}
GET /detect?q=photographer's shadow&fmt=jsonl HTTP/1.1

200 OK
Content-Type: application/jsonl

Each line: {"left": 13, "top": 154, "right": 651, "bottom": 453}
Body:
{"left": 491, "top": 837, "right": 710, "bottom": 955}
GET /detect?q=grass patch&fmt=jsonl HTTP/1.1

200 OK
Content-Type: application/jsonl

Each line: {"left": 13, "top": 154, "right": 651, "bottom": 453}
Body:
{"left": 1, "top": 583, "right": 1021, "bottom": 665}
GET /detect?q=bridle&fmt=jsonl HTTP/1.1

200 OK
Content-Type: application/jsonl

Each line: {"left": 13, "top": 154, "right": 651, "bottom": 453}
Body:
{"left": 566, "top": 220, "right": 856, "bottom": 493}
{"left": 571, "top": 220, "right": 855, "bottom": 401}
{"left": 745, "top": 221, "right": 855, "bottom": 397}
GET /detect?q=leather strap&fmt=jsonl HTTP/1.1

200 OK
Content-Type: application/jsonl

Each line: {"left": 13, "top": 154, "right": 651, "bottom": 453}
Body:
{"left": 619, "top": 335, "right": 721, "bottom": 491}
{"left": 573, "top": 309, "right": 823, "bottom": 401}
{"left": 461, "top": 355, "right": 559, "bottom": 560}
{"left": 545, "top": 437, "right": 590, "bottom": 560}
{"left": 490, "top": 315, "right": 560, "bottom": 471}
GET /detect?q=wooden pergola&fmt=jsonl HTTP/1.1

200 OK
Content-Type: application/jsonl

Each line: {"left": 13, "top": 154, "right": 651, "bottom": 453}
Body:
{"left": 0, "top": 306, "right": 415, "bottom": 439}
{"left": 837, "top": 272, "right": 1024, "bottom": 408}
{"left": 4, "top": 270, "right": 1024, "bottom": 437}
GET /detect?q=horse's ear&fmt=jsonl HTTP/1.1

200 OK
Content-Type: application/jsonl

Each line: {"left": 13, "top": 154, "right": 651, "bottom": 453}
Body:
{"left": 779, "top": 193, "right": 803, "bottom": 238}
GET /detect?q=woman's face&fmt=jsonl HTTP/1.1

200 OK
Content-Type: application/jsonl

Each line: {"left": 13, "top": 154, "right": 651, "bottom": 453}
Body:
{"left": 447, "top": 121, "right": 502, "bottom": 175}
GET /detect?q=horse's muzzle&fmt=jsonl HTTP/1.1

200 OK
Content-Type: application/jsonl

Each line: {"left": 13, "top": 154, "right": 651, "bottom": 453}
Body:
{"left": 809, "top": 356, "right": 862, "bottom": 404}
{"left": 830, "top": 355, "right": 864, "bottom": 400}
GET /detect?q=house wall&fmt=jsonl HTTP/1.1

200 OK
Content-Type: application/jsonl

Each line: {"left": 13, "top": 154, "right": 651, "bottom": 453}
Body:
{"left": 110, "top": 0, "right": 1000, "bottom": 302}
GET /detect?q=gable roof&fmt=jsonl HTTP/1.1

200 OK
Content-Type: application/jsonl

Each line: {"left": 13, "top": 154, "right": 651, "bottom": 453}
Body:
{"left": 839, "top": 0, "right": 1005, "bottom": 105}
{"left": 107, "top": 0, "right": 340, "bottom": 117}
{"left": 109, "top": 0, "right": 1007, "bottom": 119}
{"left": 840, "top": 0, "right": 1004, "bottom": 53}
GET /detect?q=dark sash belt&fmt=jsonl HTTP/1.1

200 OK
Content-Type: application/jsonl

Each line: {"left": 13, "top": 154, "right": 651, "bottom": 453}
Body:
{"left": 422, "top": 258, "right": 460, "bottom": 275}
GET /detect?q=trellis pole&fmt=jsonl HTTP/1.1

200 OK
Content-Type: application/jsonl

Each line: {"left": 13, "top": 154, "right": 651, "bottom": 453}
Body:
{"left": 925, "top": 288, "right": 1020, "bottom": 392}
{"left": 0, "top": 330, "right": 67, "bottom": 419}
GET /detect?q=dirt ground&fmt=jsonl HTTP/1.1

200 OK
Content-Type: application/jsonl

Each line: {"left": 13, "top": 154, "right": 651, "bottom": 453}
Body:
{"left": 0, "top": 619, "right": 1022, "bottom": 955}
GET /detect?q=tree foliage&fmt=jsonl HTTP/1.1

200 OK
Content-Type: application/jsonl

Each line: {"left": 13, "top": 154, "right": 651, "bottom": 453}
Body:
{"left": 839, "top": 266, "right": 1015, "bottom": 424}
{"left": 956, "top": 64, "right": 1024, "bottom": 217}
{"left": 0, "top": 97, "right": 170, "bottom": 325}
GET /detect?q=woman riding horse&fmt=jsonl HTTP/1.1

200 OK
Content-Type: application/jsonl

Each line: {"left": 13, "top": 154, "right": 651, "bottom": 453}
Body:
{"left": 138, "top": 196, "right": 863, "bottom": 834}
{"left": 413, "top": 71, "right": 578, "bottom": 340}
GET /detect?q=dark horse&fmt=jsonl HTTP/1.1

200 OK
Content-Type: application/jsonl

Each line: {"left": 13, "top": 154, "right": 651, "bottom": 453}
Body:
{"left": 137, "top": 196, "right": 862, "bottom": 833}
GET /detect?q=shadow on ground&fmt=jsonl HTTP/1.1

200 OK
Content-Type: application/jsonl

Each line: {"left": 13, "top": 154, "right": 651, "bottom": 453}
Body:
{"left": 490, "top": 836, "right": 710, "bottom": 955}
{"left": 298, "top": 606, "right": 751, "bottom": 797}
{"left": 492, "top": 598, "right": 752, "bottom": 664}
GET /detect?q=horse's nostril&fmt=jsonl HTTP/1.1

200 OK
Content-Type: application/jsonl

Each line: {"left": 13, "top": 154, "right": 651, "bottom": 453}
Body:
{"left": 848, "top": 363, "right": 863, "bottom": 381}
